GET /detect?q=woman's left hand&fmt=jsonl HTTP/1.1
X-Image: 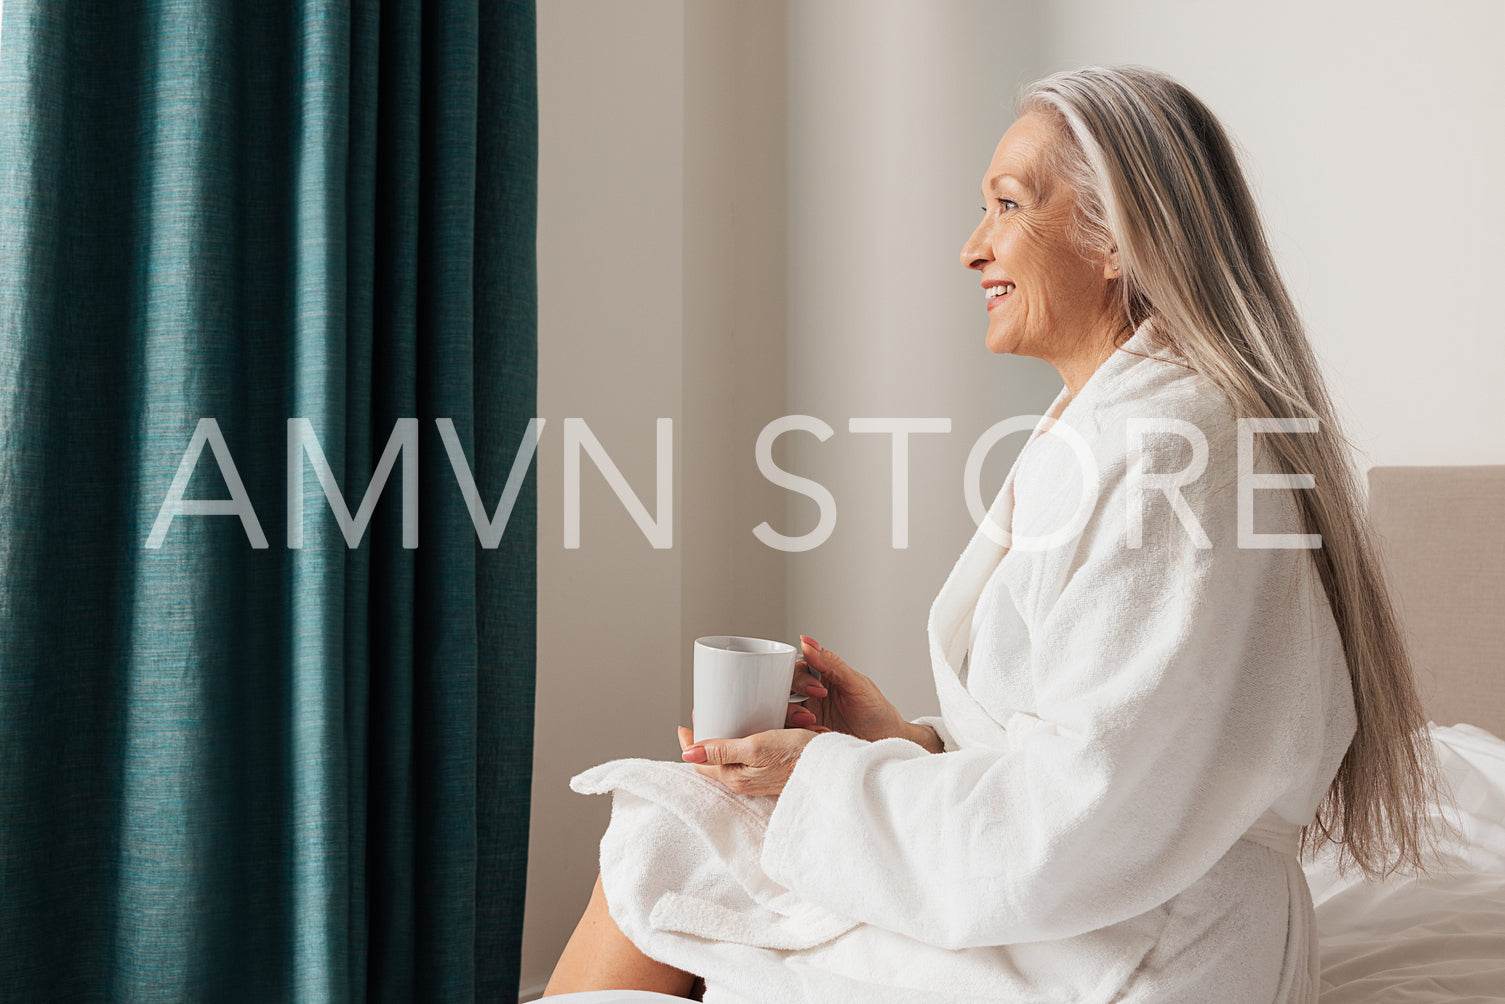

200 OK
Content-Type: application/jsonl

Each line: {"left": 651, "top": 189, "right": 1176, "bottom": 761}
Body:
{"left": 676, "top": 726, "right": 821, "bottom": 797}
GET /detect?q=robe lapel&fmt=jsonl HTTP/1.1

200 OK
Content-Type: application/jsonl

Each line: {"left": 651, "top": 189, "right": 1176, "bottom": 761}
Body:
{"left": 925, "top": 389, "right": 1069, "bottom": 750}
{"left": 926, "top": 476, "right": 1017, "bottom": 750}
{"left": 922, "top": 322, "right": 1162, "bottom": 751}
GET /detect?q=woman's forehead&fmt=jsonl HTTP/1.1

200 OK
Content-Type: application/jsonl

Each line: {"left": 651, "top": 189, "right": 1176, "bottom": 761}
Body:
{"left": 982, "top": 114, "right": 1060, "bottom": 195}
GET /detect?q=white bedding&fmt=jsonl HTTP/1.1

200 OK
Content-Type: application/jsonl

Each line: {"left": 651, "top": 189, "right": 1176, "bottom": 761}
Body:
{"left": 1306, "top": 723, "right": 1505, "bottom": 1002}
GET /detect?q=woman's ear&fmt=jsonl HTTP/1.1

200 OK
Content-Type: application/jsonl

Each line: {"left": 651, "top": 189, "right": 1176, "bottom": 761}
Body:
{"left": 1103, "top": 245, "right": 1121, "bottom": 279}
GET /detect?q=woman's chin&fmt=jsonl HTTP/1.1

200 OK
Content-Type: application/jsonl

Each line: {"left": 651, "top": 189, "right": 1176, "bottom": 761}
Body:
{"left": 984, "top": 326, "right": 1020, "bottom": 356}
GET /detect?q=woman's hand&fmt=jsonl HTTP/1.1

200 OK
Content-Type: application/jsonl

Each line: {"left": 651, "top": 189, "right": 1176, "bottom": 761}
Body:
{"left": 677, "top": 725, "right": 818, "bottom": 797}
{"left": 785, "top": 636, "right": 913, "bottom": 744}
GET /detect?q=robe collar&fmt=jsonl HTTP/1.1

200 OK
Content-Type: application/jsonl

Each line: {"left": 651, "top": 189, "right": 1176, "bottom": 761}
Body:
{"left": 924, "top": 319, "right": 1164, "bottom": 748}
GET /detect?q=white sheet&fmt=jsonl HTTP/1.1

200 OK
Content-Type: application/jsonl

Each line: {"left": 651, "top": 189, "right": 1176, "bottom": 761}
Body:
{"left": 1307, "top": 723, "right": 1505, "bottom": 1002}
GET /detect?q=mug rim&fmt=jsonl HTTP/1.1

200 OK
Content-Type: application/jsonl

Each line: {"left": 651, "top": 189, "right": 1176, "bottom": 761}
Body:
{"left": 693, "top": 635, "right": 797, "bottom": 657}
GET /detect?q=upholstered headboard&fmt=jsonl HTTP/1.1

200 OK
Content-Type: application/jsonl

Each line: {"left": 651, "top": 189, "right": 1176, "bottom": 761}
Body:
{"left": 1366, "top": 466, "right": 1505, "bottom": 739}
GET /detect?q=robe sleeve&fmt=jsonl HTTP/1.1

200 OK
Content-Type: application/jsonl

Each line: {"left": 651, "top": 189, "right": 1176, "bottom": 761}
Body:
{"left": 908, "top": 714, "right": 956, "bottom": 752}
{"left": 760, "top": 446, "right": 1351, "bottom": 950}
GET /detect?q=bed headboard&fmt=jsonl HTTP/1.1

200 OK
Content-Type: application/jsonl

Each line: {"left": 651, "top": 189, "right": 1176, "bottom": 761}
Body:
{"left": 1366, "top": 466, "right": 1505, "bottom": 739}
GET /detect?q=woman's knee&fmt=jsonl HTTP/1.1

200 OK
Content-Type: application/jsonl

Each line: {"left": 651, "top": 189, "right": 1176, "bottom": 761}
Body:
{"left": 545, "top": 869, "right": 698, "bottom": 997}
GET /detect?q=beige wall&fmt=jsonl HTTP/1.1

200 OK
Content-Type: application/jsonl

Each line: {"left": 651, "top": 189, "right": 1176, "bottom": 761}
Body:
{"left": 679, "top": 0, "right": 790, "bottom": 686}
{"left": 523, "top": 1, "right": 788, "bottom": 996}
{"left": 525, "top": 2, "right": 684, "bottom": 995}
{"left": 782, "top": 0, "right": 1058, "bottom": 720}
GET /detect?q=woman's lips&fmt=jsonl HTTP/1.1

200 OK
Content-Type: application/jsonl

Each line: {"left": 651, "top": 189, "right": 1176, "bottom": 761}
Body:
{"left": 985, "top": 284, "right": 1014, "bottom": 311}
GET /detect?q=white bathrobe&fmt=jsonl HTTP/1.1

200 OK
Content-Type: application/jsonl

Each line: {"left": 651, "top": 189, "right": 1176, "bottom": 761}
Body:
{"left": 571, "top": 324, "right": 1358, "bottom": 1003}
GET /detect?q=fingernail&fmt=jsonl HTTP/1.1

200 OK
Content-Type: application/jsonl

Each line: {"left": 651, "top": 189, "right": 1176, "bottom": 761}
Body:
{"left": 800, "top": 635, "right": 820, "bottom": 650}
{"left": 681, "top": 746, "right": 707, "bottom": 763}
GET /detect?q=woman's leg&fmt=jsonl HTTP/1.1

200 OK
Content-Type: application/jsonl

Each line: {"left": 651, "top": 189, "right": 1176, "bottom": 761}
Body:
{"left": 542, "top": 872, "right": 699, "bottom": 998}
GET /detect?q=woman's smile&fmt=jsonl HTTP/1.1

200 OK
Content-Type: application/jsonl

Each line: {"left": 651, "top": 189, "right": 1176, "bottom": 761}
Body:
{"left": 983, "top": 280, "right": 1016, "bottom": 310}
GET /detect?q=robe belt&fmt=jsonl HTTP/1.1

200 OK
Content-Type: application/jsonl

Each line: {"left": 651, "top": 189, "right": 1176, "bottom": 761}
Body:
{"left": 1239, "top": 810, "right": 1302, "bottom": 858}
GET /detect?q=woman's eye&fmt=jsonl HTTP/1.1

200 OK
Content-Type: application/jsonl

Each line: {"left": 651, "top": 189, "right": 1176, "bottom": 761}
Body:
{"left": 997, "top": 198, "right": 1018, "bottom": 211}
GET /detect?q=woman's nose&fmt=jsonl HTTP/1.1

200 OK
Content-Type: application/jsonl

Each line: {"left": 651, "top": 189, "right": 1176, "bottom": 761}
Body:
{"left": 960, "top": 221, "right": 990, "bottom": 270}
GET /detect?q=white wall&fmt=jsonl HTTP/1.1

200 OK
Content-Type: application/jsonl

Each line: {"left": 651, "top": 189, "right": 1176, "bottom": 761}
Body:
{"left": 1036, "top": 0, "right": 1505, "bottom": 469}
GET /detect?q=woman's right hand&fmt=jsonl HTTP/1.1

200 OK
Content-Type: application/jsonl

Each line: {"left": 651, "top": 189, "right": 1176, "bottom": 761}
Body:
{"left": 786, "top": 636, "right": 913, "bottom": 744}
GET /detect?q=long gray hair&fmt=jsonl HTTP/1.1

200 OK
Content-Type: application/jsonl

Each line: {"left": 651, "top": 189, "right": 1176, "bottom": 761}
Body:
{"left": 1018, "top": 65, "right": 1448, "bottom": 878}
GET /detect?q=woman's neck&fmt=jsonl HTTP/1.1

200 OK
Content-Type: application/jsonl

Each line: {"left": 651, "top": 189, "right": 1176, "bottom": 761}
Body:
{"left": 1053, "top": 318, "right": 1134, "bottom": 395}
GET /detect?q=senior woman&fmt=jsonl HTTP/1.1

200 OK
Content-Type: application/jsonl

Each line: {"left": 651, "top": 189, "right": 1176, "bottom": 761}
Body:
{"left": 543, "top": 65, "right": 1443, "bottom": 1003}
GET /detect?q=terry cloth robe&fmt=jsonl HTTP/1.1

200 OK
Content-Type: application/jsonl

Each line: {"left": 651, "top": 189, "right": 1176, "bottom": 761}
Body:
{"left": 570, "top": 322, "right": 1358, "bottom": 1004}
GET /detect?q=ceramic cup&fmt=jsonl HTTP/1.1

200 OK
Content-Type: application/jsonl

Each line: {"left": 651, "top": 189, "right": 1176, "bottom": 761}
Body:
{"left": 692, "top": 636, "right": 814, "bottom": 743}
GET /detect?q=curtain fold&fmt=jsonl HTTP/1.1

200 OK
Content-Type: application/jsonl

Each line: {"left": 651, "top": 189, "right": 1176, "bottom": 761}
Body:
{"left": 0, "top": 0, "right": 538, "bottom": 1000}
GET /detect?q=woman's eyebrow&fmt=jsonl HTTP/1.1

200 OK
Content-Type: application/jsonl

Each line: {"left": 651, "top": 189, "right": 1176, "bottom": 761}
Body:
{"left": 983, "top": 172, "right": 1033, "bottom": 196}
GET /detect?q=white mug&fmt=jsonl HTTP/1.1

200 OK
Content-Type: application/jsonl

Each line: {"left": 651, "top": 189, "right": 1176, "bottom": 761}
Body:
{"left": 692, "top": 636, "right": 815, "bottom": 743}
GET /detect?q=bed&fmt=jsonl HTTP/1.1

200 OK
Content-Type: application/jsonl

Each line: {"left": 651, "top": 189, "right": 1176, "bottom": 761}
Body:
{"left": 1305, "top": 465, "right": 1505, "bottom": 1002}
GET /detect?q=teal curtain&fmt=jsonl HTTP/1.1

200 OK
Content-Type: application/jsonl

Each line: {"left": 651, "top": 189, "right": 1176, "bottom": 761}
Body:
{"left": 0, "top": 0, "right": 537, "bottom": 1000}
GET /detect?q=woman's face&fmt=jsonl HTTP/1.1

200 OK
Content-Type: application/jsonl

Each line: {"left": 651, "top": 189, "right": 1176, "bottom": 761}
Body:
{"left": 959, "top": 113, "right": 1121, "bottom": 377}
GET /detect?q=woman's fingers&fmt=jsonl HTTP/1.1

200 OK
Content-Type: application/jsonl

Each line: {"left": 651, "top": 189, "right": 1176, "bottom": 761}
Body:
{"left": 791, "top": 660, "right": 829, "bottom": 698}
{"left": 680, "top": 729, "right": 821, "bottom": 796}
{"left": 684, "top": 729, "right": 789, "bottom": 767}
{"left": 685, "top": 736, "right": 752, "bottom": 766}
{"left": 800, "top": 636, "right": 854, "bottom": 683}
{"left": 677, "top": 725, "right": 693, "bottom": 751}
{"left": 786, "top": 704, "right": 819, "bottom": 729}
{"left": 798, "top": 637, "right": 824, "bottom": 672}
{"left": 798, "top": 638, "right": 838, "bottom": 691}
